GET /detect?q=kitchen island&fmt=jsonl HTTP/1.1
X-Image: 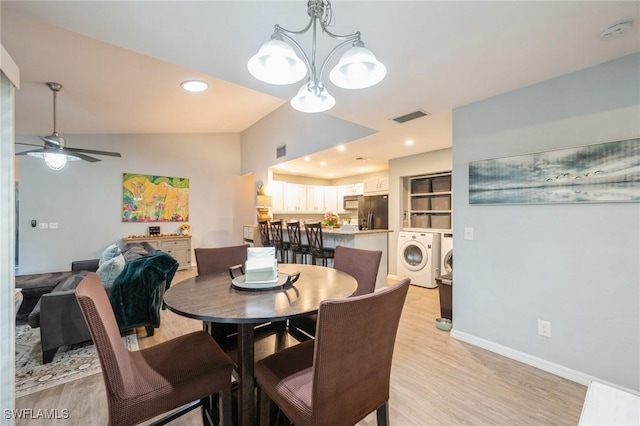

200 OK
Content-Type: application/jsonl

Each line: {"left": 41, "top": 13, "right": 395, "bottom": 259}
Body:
{"left": 320, "top": 228, "right": 391, "bottom": 290}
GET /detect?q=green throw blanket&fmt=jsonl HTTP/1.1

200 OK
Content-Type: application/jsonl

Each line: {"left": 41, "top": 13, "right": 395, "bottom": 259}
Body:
{"left": 109, "top": 250, "right": 178, "bottom": 330}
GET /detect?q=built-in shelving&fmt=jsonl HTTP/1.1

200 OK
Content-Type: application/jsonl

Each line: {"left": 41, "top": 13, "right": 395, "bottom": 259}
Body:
{"left": 408, "top": 172, "right": 452, "bottom": 231}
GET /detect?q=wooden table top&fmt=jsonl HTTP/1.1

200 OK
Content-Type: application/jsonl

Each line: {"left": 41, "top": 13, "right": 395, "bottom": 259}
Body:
{"left": 164, "top": 264, "right": 357, "bottom": 324}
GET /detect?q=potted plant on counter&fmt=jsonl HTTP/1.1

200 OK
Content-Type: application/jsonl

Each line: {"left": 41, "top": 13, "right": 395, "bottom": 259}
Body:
{"left": 322, "top": 211, "right": 340, "bottom": 229}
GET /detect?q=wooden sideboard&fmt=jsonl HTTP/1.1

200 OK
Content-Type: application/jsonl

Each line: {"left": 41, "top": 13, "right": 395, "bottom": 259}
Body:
{"left": 122, "top": 235, "right": 192, "bottom": 270}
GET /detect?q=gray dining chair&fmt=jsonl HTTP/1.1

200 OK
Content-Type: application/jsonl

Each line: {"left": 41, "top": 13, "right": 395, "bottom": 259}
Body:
{"left": 75, "top": 272, "right": 234, "bottom": 426}
{"left": 194, "top": 244, "right": 286, "bottom": 351}
{"left": 256, "top": 278, "right": 410, "bottom": 426}
{"left": 289, "top": 245, "right": 383, "bottom": 341}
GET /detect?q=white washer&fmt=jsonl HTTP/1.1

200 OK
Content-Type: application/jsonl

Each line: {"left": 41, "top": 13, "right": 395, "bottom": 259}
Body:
{"left": 441, "top": 234, "right": 453, "bottom": 275}
{"left": 397, "top": 231, "right": 440, "bottom": 288}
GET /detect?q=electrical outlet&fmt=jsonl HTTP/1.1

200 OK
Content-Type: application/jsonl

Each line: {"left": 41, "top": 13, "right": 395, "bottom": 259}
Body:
{"left": 38, "top": 222, "right": 49, "bottom": 230}
{"left": 49, "top": 222, "right": 58, "bottom": 229}
{"left": 537, "top": 320, "right": 551, "bottom": 337}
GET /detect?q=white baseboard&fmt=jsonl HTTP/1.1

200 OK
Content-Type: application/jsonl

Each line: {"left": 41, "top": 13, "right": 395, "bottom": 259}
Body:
{"left": 450, "top": 329, "right": 639, "bottom": 394}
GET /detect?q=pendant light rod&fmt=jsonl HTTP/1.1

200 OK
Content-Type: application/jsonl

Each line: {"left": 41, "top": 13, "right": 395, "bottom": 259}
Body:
{"left": 248, "top": 0, "right": 386, "bottom": 113}
{"left": 272, "top": 0, "right": 361, "bottom": 83}
{"left": 46, "top": 82, "right": 63, "bottom": 140}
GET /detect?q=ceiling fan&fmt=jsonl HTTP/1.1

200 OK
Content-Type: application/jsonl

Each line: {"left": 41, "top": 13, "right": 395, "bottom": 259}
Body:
{"left": 16, "top": 82, "right": 122, "bottom": 170}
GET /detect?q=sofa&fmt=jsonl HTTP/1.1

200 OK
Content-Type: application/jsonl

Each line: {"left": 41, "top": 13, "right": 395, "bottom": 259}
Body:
{"left": 18, "top": 241, "right": 178, "bottom": 363}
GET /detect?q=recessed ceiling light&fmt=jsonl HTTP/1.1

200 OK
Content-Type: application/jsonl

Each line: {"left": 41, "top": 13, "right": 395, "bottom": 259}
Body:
{"left": 405, "top": 140, "right": 414, "bottom": 146}
{"left": 180, "top": 80, "right": 208, "bottom": 92}
{"left": 337, "top": 145, "right": 346, "bottom": 152}
{"left": 320, "top": 161, "right": 327, "bottom": 166}
{"left": 304, "top": 156, "right": 311, "bottom": 161}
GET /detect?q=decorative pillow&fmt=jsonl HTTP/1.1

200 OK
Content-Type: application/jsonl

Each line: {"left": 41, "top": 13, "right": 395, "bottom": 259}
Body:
{"left": 96, "top": 254, "right": 125, "bottom": 287}
{"left": 100, "top": 243, "right": 122, "bottom": 266}
{"left": 123, "top": 245, "right": 149, "bottom": 262}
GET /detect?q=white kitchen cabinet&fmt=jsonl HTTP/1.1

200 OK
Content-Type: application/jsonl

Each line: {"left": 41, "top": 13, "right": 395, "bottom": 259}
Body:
{"left": 306, "top": 185, "right": 338, "bottom": 213}
{"left": 344, "top": 183, "right": 364, "bottom": 195}
{"left": 324, "top": 186, "right": 338, "bottom": 213}
{"left": 363, "top": 177, "right": 389, "bottom": 194}
{"left": 122, "top": 235, "right": 192, "bottom": 270}
{"left": 306, "top": 185, "right": 325, "bottom": 212}
{"left": 272, "top": 182, "right": 357, "bottom": 213}
{"left": 284, "top": 183, "right": 307, "bottom": 212}
{"left": 270, "top": 181, "right": 284, "bottom": 212}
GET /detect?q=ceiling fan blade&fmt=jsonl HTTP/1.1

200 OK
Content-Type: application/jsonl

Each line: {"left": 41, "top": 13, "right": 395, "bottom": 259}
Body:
{"left": 61, "top": 149, "right": 101, "bottom": 163}
{"left": 63, "top": 146, "right": 122, "bottom": 158}
{"left": 16, "top": 148, "right": 46, "bottom": 156}
{"left": 15, "top": 142, "right": 43, "bottom": 148}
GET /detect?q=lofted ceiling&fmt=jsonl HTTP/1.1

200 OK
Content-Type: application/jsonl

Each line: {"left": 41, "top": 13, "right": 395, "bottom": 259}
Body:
{"left": 2, "top": 1, "right": 639, "bottom": 179}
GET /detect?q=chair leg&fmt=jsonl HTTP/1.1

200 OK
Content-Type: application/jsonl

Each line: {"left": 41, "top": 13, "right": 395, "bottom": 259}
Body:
{"left": 259, "top": 386, "right": 271, "bottom": 426}
{"left": 42, "top": 348, "right": 57, "bottom": 364}
{"left": 275, "top": 322, "right": 287, "bottom": 352}
{"left": 201, "top": 396, "right": 212, "bottom": 425}
{"left": 145, "top": 325, "right": 155, "bottom": 336}
{"left": 376, "top": 401, "right": 389, "bottom": 426}
{"left": 219, "top": 388, "right": 232, "bottom": 426}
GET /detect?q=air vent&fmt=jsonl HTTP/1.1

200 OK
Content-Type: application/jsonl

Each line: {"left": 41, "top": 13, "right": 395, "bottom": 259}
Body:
{"left": 276, "top": 144, "right": 287, "bottom": 158}
{"left": 391, "top": 110, "right": 431, "bottom": 124}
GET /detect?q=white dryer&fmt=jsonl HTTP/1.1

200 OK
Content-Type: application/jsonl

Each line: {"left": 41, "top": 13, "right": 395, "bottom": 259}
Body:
{"left": 397, "top": 231, "right": 440, "bottom": 288}
{"left": 441, "top": 234, "right": 453, "bottom": 275}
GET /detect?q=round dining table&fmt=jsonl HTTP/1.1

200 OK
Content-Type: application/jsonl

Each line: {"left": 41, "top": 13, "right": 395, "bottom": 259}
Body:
{"left": 163, "top": 263, "right": 357, "bottom": 426}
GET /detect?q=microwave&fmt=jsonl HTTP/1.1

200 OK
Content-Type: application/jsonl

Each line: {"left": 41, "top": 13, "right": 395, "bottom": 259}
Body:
{"left": 343, "top": 195, "right": 359, "bottom": 210}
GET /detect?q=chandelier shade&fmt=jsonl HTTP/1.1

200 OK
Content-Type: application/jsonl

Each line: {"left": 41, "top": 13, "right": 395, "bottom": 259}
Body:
{"left": 247, "top": 0, "right": 385, "bottom": 113}
{"left": 329, "top": 44, "right": 387, "bottom": 89}
{"left": 247, "top": 38, "right": 308, "bottom": 85}
{"left": 290, "top": 81, "right": 336, "bottom": 113}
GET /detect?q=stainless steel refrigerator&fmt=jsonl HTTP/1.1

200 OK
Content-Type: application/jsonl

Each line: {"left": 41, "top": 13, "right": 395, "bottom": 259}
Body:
{"left": 358, "top": 195, "right": 389, "bottom": 230}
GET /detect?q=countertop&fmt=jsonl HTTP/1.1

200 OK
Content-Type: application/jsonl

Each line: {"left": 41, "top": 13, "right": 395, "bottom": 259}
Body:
{"left": 321, "top": 228, "right": 392, "bottom": 235}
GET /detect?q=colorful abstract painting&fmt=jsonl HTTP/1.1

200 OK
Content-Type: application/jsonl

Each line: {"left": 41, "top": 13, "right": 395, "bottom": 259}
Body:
{"left": 122, "top": 173, "right": 189, "bottom": 222}
{"left": 469, "top": 138, "right": 640, "bottom": 204}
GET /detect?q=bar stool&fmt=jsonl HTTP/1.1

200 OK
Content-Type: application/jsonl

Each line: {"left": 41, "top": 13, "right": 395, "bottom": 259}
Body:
{"left": 305, "top": 221, "right": 335, "bottom": 267}
{"left": 270, "top": 220, "right": 290, "bottom": 263}
{"left": 286, "top": 221, "right": 310, "bottom": 264}
{"left": 258, "top": 220, "right": 272, "bottom": 247}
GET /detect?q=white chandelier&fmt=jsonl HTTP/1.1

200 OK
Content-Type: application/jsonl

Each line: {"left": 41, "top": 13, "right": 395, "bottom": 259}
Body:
{"left": 248, "top": 0, "right": 386, "bottom": 113}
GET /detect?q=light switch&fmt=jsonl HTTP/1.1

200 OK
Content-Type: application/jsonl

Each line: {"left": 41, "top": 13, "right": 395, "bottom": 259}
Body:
{"left": 39, "top": 223, "right": 49, "bottom": 230}
{"left": 464, "top": 227, "right": 474, "bottom": 240}
{"left": 49, "top": 222, "right": 58, "bottom": 229}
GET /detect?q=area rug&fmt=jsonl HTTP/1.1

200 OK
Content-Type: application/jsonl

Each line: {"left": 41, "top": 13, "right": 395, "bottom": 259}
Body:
{"left": 15, "top": 324, "right": 138, "bottom": 397}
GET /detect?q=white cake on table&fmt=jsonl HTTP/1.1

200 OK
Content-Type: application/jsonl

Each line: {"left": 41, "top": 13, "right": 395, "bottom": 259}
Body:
{"left": 245, "top": 247, "right": 278, "bottom": 283}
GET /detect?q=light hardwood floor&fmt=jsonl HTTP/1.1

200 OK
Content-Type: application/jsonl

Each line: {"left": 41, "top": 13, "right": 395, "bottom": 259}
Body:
{"left": 15, "top": 268, "right": 587, "bottom": 425}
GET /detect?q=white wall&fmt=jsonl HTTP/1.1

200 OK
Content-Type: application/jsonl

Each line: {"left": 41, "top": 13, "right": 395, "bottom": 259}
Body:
{"left": 241, "top": 104, "right": 376, "bottom": 191}
{"left": 1, "top": 48, "right": 19, "bottom": 424}
{"left": 16, "top": 133, "right": 252, "bottom": 274}
{"left": 452, "top": 53, "right": 640, "bottom": 391}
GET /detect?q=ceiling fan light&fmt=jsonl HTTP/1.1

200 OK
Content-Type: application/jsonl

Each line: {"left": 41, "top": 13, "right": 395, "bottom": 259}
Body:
{"left": 247, "top": 38, "right": 307, "bottom": 85}
{"left": 329, "top": 45, "right": 387, "bottom": 89}
{"left": 44, "top": 153, "right": 68, "bottom": 170}
{"left": 290, "top": 81, "right": 335, "bottom": 113}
